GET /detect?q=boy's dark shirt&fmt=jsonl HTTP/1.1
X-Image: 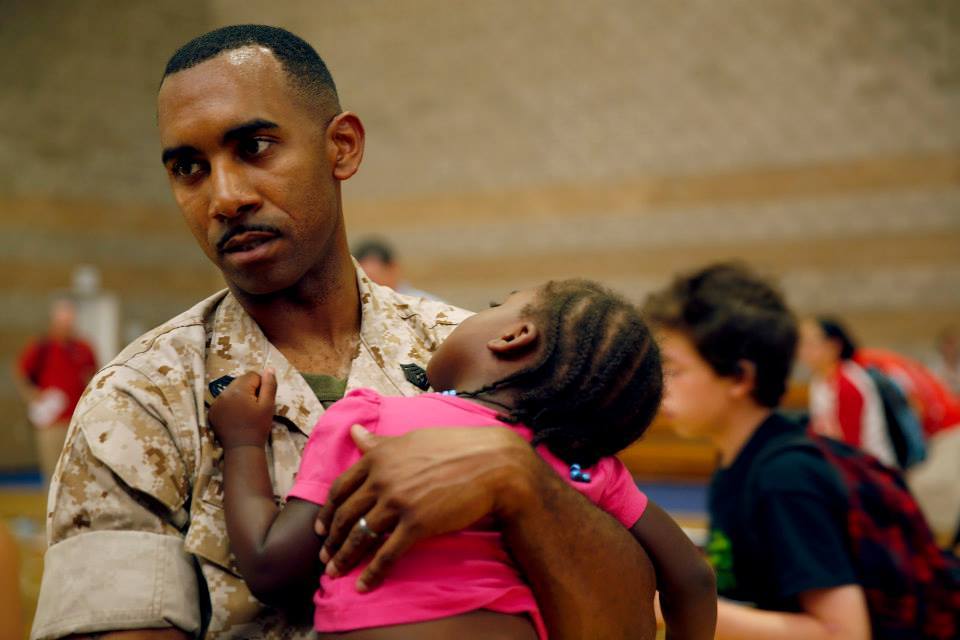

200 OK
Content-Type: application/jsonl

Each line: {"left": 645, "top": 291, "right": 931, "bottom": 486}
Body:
{"left": 706, "top": 412, "right": 858, "bottom": 611}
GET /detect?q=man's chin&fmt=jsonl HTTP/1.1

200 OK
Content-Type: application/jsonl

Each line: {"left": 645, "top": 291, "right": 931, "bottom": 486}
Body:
{"left": 222, "top": 270, "right": 296, "bottom": 298}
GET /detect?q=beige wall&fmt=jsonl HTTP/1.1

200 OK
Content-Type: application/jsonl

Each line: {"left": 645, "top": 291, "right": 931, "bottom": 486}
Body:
{"left": 216, "top": 0, "right": 959, "bottom": 348}
{"left": 1, "top": 1, "right": 958, "bottom": 469}
{"left": 0, "top": 1, "right": 219, "bottom": 468}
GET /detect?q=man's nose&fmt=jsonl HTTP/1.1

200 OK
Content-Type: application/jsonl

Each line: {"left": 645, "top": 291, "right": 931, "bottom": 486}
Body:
{"left": 208, "top": 160, "right": 261, "bottom": 219}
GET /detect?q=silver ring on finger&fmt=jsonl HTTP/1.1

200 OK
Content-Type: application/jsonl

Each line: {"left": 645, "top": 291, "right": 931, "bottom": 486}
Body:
{"left": 357, "top": 516, "right": 379, "bottom": 540}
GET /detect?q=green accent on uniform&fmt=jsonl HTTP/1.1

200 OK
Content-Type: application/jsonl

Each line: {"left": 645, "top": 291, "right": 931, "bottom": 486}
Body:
{"left": 706, "top": 528, "right": 736, "bottom": 592}
{"left": 300, "top": 373, "right": 347, "bottom": 409}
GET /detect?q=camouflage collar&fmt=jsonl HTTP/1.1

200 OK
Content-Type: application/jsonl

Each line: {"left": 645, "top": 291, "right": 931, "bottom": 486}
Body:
{"left": 204, "top": 262, "right": 437, "bottom": 437}
{"left": 203, "top": 289, "right": 322, "bottom": 438}
{"left": 351, "top": 268, "right": 427, "bottom": 397}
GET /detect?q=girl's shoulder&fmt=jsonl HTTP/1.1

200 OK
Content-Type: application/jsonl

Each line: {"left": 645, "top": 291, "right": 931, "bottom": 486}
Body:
{"left": 341, "top": 387, "right": 386, "bottom": 404}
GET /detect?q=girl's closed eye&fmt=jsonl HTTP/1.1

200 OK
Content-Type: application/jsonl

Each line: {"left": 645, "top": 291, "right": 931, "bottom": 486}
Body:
{"left": 488, "top": 301, "right": 501, "bottom": 308}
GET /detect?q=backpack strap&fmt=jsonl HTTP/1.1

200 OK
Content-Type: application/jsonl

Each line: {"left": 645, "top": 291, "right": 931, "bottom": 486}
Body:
{"left": 864, "top": 366, "right": 927, "bottom": 469}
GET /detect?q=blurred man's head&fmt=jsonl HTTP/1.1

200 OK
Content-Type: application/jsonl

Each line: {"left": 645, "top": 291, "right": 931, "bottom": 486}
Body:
{"left": 937, "top": 325, "right": 959, "bottom": 363}
{"left": 158, "top": 25, "right": 364, "bottom": 297}
{"left": 49, "top": 299, "right": 77, "bottom": 339}
{"left": 353, "top": 237, "right": 400, "bottom": 289}
{"left": 643, "top": 263, "right": 797, "bottom": 439}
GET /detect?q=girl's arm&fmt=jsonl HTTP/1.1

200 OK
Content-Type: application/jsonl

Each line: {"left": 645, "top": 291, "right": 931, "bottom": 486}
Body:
{"left": 221, "top": 446, "right": 323, "bottom": 604}
{"left": 630, "top": 501, "right": 717, "bottom": 640}
{"left": 208, "top": 371, "right": 324, "bottom": 606}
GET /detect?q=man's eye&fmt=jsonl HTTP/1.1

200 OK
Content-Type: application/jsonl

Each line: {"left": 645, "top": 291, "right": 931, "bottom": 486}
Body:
{"left": 171, "top": 160, "right": 203, "bottom": 178}
{"left": 488, "top": 301, "right": 502, "bottom": 308}
{"left": 239, "top": 138, "right": 272, "bottom": 158}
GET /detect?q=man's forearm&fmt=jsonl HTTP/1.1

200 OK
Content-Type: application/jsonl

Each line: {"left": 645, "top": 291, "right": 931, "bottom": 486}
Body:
{"left": 501, "top": 457, "right": 657, "bottom": 640}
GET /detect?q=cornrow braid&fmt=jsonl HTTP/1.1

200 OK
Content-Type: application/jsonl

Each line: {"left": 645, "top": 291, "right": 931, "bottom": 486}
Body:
{"left": 461, "top": 279, "right": 663, "bottom": 467}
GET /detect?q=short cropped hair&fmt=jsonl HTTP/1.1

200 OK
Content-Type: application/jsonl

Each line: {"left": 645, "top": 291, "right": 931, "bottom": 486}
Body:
{"left": 352, "top": 238, "right": 395, "bottom": 265}
{"left": 163, "top": 25, "right": 340, "bottom": 113}
{"left": 643, "top": 263, "right": 797, "bottom": 408}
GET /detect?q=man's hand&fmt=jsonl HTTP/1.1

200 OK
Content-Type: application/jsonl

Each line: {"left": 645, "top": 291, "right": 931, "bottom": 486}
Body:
{"left": 315, "top": 424, "right": 537, "bottom": 592}
{"left": 207, "top": 369, "right": 277, "bottom": 450}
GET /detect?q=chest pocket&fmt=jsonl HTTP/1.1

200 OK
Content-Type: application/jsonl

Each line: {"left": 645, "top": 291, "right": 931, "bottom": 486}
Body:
{"left": 182, "top": 422, "right": 306, "bottom": 576}
{"left": 182, "top": 438, "right": 242, "bottom": 577}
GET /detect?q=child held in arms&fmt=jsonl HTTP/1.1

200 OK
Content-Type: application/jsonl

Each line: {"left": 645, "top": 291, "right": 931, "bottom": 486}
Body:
{"left": 209, "top": 279, "right": 717, "bottom": 640}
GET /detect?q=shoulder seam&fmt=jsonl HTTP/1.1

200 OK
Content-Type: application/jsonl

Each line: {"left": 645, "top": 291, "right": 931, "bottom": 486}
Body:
{"left": 112, "top": 320, "right": 206, "bottom": 366}
{"left": 83, "top": 356, "right": 197, "bottom": 480}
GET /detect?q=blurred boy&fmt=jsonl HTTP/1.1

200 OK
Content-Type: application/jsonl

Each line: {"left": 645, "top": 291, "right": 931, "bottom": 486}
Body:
{"left": 644, "top": 264, "right": 870, "bottom": 639}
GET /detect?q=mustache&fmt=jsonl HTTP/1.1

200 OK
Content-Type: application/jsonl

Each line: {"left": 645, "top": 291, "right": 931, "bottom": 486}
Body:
{"left": 216, "top": 224, "right": 282, "bottom": 253}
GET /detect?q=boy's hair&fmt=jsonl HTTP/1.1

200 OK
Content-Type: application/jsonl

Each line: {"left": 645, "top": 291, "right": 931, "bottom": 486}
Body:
{"left": 163, "top": 25, "right": 340, "bottom": 115}
{"left": 643, "top": 263, "right": 797, "bottom": 408}
{"left": 817, "top": 317, "right": 858, "bottom": 361}
{"left": 466, "top": 279, "right": 663, "bottom": 467}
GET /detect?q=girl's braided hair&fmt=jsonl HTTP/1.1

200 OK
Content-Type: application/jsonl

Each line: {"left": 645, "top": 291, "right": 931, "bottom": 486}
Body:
{"left": 463, "top": 279, "right": 663, "bottom": 467}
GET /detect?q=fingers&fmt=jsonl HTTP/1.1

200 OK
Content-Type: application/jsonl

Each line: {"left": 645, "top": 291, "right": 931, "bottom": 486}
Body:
{"left": 319, "top": 484, "right": 378, "bottom": 565}
{"left": 258, "top": 367, "right": 277, "bottom": 407}
{"left": 232, "top": 371, "right": 262, "bottom": 394}
{"left": 324, "top": 505, "right": 397, "bottom": 579}
{"left": 350, "top": 424, "right": 382, "bottom": 453}
{"left": 355, "top": 523, "right": 418, "bottom": 592}
{"left": 316, "top": 458, "right": 370, "bottom": 537}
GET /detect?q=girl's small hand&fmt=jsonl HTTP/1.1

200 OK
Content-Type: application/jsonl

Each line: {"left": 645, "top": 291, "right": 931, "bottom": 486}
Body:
{"left": 208, "top": 369, "right": 277, "bottom": 450}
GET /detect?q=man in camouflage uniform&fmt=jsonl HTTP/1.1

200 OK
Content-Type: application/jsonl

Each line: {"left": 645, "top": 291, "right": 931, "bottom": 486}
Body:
{"left": 32, "top": 25, "right": 657, "bottom": 640}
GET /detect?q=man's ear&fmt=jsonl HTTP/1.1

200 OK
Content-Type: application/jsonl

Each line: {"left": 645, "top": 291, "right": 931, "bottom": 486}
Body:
{"left": 327, "top": 111, "right": 365, "bottom": 181}
{"left": 487, "top": 322, "right": 539, "bottom": 357}
{"left": 729, "top": 359, "right": 757, "bottom": 400}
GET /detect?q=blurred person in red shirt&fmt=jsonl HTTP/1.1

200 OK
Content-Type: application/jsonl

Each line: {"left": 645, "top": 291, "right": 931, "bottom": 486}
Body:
{"left": 12, "top": 298, "right": 97, "bottom": 484}
{"left": 800, "top": 316, "right": 960, "bottom": 544}
{"left": 855, "top": 347, "right": 960, "bottom": 438}
{"left": 798, "top": 318, "right": 897, "bottom": 467}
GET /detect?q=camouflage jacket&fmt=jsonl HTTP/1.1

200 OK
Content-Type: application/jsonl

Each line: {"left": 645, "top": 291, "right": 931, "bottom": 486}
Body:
{"left": 31, "top": 269, "right": 470, "bottom": 639}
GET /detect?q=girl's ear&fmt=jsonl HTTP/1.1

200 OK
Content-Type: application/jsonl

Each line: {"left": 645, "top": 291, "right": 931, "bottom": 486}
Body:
{"left": 487, "top": 321, "right": 539, "bottom": 356}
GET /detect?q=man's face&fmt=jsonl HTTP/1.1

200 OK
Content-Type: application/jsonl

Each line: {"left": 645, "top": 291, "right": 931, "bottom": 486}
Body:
{"left": 49, "top": 300, "right": 76, "bottom": 337}
{"left": 157, "top": 47, "right": 344, "bottom": 295}
{"left": 941, "top": 332, "right": 959, "bottom": 361}
{"left": 657, "top": 328, "right": 736, "bottom": 440}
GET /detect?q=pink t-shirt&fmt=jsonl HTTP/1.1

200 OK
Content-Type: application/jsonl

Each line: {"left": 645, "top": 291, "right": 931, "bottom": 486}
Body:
{"left": 288, "top": 389, "right": 648, "bottom": 639}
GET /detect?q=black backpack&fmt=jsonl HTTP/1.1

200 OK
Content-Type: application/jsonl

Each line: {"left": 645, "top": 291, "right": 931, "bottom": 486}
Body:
{"left": 864, "top": 366, "right": 927, "bottom": 469}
